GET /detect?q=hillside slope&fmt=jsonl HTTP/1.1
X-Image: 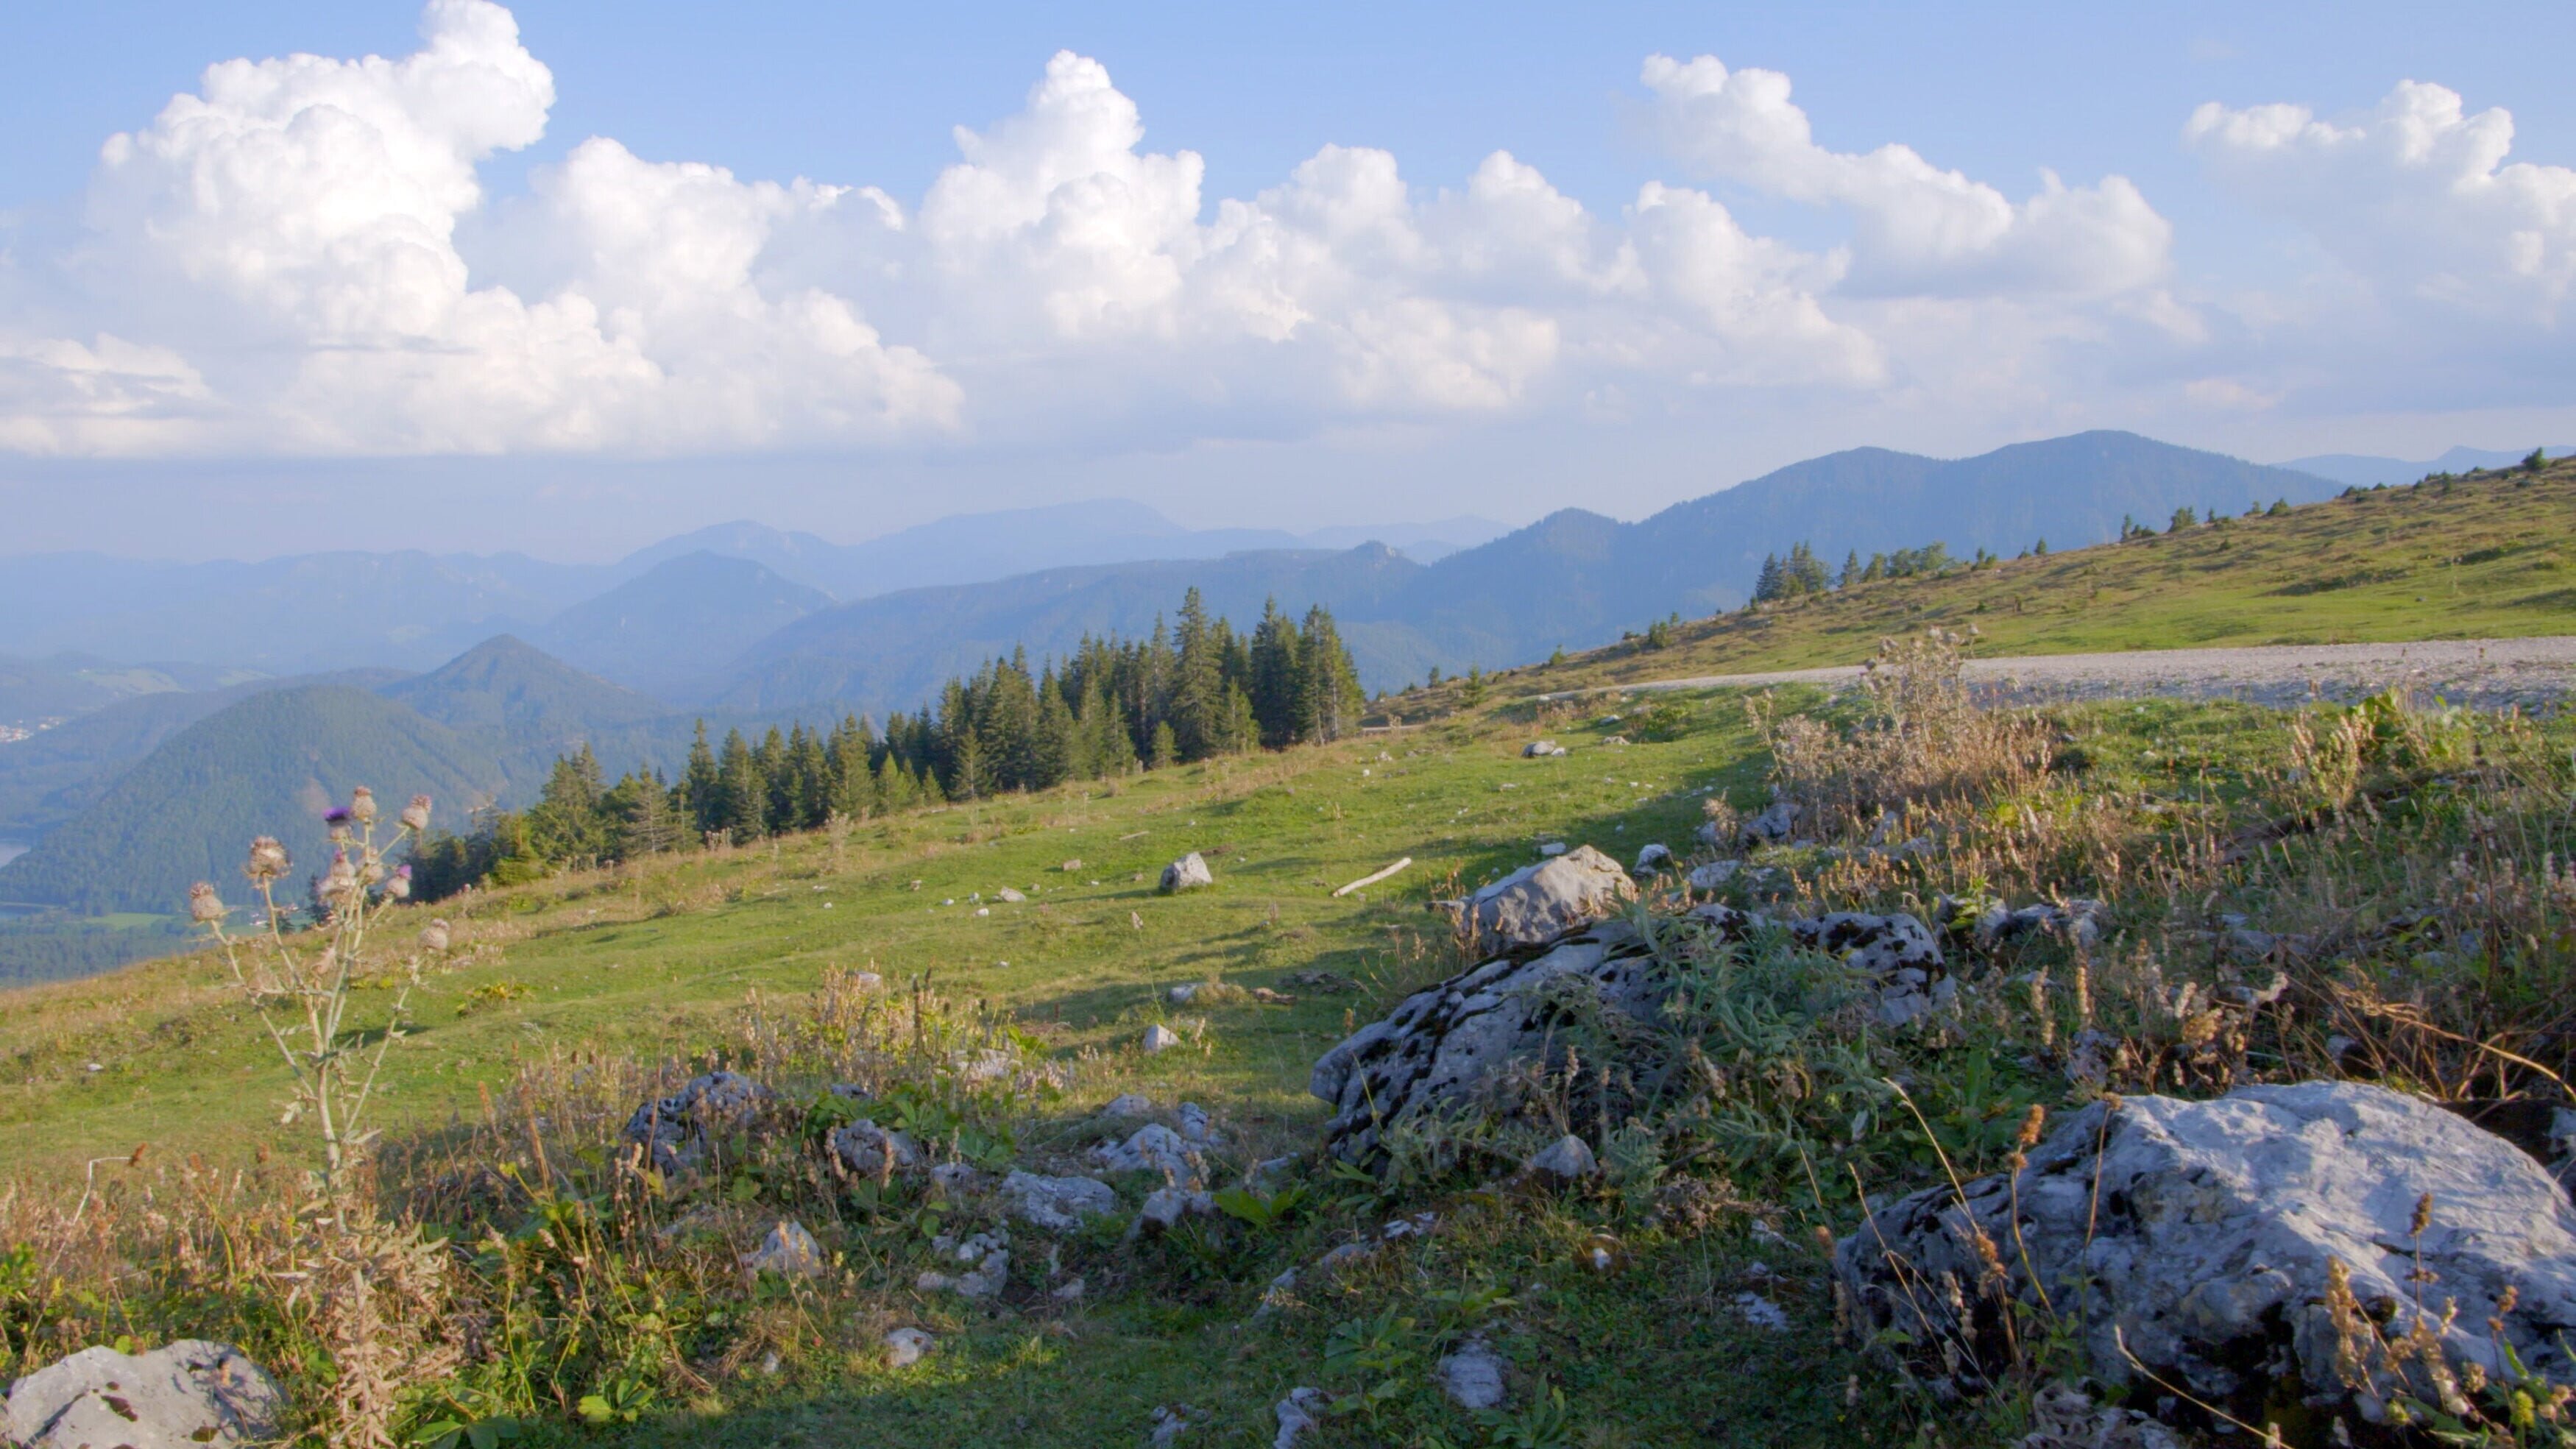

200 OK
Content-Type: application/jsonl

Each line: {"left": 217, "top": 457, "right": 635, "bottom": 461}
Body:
{"left": 1465, "top": 456, "right": 2576, "bottom": 700}
{"left": 0, "top": 685, "right": 509, "bottom": 914}
{"left": 0, "top": 668, "right": 411, "bottom": 842}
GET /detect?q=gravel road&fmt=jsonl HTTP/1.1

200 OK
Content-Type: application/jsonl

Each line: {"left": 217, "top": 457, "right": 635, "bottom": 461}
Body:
{"left": 1546, "top": 637, "right": 2576, "bottom": 713}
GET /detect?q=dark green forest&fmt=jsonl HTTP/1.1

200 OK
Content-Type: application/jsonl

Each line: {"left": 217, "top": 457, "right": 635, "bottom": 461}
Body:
{"left": 411, "top": 590, "right": 1365, "bottom": 897}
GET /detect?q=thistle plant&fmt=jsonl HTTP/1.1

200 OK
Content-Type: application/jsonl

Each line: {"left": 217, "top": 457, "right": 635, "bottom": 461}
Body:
{"left": 190, "top": 787, "right": 440, "bottom": 1200}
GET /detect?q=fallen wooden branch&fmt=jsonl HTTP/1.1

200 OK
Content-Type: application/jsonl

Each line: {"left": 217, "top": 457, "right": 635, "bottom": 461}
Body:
{"left": 1332, "top": 857, "right": 1412, "bottom": 898}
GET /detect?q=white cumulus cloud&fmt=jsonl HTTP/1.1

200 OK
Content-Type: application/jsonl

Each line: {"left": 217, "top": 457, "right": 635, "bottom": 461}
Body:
{"left": 2187, "top": 80, "right": 2576, "bottom": 321}
{"left": 1641, "top": 53, "right": 2172, "bottom": 298}
{"left": 31, "top": 7, "right": 2559, "bottom": 468}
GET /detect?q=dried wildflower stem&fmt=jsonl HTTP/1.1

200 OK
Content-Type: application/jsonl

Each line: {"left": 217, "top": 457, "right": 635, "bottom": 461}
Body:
{"left": 197, "top": 792, "right": 434, "bottom": 1203}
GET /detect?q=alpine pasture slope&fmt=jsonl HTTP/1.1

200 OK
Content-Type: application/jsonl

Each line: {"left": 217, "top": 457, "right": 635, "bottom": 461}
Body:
{"left": 0, "top": 458, "right": 2572, "bottom": 1448}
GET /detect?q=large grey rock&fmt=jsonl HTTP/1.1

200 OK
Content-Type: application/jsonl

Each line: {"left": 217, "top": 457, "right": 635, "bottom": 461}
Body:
{"left": 1632, "top": 843, "right": 1672, "bottom": 874}
{"left": 1835, "top": 1082, "right": 2576, "bottom": 1425}
{"left": 1160, "top": 853, "right": 1214, "bottom": 893}
{"left": 4, "top": 1340, "right": 284, "bottom": 1449}
{"left": 1521, "top": 740, "right": 1568, "bottom": 758}
{"left": 1790, "top": 912, "right": 1953, "bottom": 1027}
{"left": 1314, "top": 901, "right": 1954, "bottom": 1166}
{"left": 1311, "top": 920, "right": 1667, "bottom": 1163}
{"left": 999, "top": 1171, "right": 1119, "bottom": 1231}
{"left": 622, "top": 1071, "right": 776, "bottom": 1175}
{"left": 1443, "top": 845, "right": 1637, "bottom": 952}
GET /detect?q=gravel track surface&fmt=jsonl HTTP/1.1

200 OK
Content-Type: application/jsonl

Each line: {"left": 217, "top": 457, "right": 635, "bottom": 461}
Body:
{"left": 1546, "top": 637, "right": 2576, "bottom": 713}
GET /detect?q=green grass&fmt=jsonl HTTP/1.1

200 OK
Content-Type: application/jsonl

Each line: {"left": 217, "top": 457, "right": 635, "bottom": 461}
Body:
{"left": 4, "top": 706, "right": 1882, "bottom": 1446}
{"left": 1417, "top": 458, "right": 2576, "bottom": 703}
{"left": 8, "top": 470, "right": 2575, "bottom": 1447}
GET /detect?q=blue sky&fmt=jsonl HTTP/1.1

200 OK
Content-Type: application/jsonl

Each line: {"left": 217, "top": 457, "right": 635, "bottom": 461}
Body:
{"left": 2, "top": 1, "right": 2572, "bottom": 559}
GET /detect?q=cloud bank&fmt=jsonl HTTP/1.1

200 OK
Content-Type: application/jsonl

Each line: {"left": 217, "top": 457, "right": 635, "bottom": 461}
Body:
{"left": 0, "top": 1, "right": 2564, "bottom": 465}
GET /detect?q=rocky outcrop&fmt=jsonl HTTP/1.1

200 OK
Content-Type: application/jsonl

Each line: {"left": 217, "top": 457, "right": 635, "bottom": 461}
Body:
{"left": 1834, "top": 1082, "right": 2576, "bottom": 1428}
{"left": 1314, "top": 904, "right": 1950, "bottom": 1165}
{"left": 1440, "top": 846, "right": 1637, "bottom": 952}
{"left": 1160, "top": 853, "right": 1214, "bottom": 893}
{"left": 4, "top": 1340, "right": 284, "bottom": 1449}
{"left": 623, "top": 1071, "right": 777, "bottom": 1175}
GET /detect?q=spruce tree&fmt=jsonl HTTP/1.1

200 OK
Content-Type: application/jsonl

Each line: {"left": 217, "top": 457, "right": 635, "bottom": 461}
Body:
{"left": 1248, "top": 598, "right": 1304, "bottom": 748}
{"left": 1169, "top": 588, "right": 1222, "bottom": 760}
{"left": 681, "top": 720, "right": 721, "bottom": 837}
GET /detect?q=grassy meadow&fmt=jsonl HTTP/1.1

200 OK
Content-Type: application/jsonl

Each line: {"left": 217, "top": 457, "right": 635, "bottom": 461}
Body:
{"left": 2, "top": 465, "right": 2575, "bottom": 1448}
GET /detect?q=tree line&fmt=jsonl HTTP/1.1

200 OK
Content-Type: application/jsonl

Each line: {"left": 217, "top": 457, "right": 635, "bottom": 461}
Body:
{"left": 409, "top": 589, "right": 1365, "bottom": 897}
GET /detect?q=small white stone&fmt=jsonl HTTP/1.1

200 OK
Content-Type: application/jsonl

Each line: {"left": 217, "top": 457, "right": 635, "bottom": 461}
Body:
{"left": 884, "top": 1326, "right": 934, "bottom": 1367}
{"left": 1435, "top": 1337, "right": 1507, "bottom": 1410}
{"left": 1143, "top": 1023, "right": 1183, "bottom": 1054}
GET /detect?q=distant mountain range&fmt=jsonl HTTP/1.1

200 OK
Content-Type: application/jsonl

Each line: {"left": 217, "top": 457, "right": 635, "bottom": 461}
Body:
{"left": 716, "top": 431, "right": 2345, "bottom": 716}
{"left": 0, "top": 503, "right": 1510, "bottom": 676}
{"left": 2275, "top": 445, "right": 2570, "bottom": 489}
{"left": 0, "top": 426, "right": 2476, "bottom": 918}
{"left": 0, "top": 639, "right": 683, "bottom": 915}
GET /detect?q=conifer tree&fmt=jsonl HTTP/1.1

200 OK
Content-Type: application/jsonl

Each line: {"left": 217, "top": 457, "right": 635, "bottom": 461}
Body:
{"left": 681, "top": 720, "right": 721, "bottom": 837}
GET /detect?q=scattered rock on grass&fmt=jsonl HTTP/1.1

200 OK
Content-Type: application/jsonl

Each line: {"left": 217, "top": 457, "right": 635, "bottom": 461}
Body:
{"left": 1836, "top": 1081, "right": 2576, "bottom": 1423}
{"left": 741, "top": 1219, "right": 826, "bottom": 1280}
{"left": 1103, "top": 1092, "right": 1153, "bottom": 1117}
{"left": 1094, "top": 1123, "right": 1203, "bottom": 1183}
{"left": 827, "top": 1120, "right": 919, "bottom": 1179}
{"left": 1273, "top": 1387, "right": 1326, "bottom": 1448}
{"left": 1434, "top": 1337, "right": 1507, "bottom": 1410}
{"left": 1139, "top": 1187, "right": 1216, "bottom": 1230}
{"left": 997, "top": 886, "right": 1027, "bottom": 903}
{"left": 623, "top": 1071, "right": 776, "bottom": 1175}
{"left": 1175, "top": 1102, "right": 1216, "bottom": 1143}
{"left": 1437, "top": 844, "right": 1636, "bottom": 952}
{"left": 1160, "top": 853, "right": 1214, "bottom": 893}
{"left": 1526, "top": 1134, "right": 1599, "bottom": 1182}
{"left": 919, "top": 1230, "right": 1011, "bottom": 1298}
{"left": 3, "top": 1339, "right": 284, "bottom": 1449}
{"left": 1142, "top": 1024, "right": 1183, "bottom": 1054}
{"left": 999, "top": 1171, "right": 1118, "bottom": 1231}
{"left": 1633, "top": 843, "right": 1671, "bottom": 874}
{"left": 1522, "top": 740, "right": 1568, "bottom": 757}
{"left": 1734, "top": 1292, "right": 1789, "bottom": 1331}
{"left": 1147, "top": 1404, "right": 1197, "bottom": 1445}
{"left": 883, "top": 1326, "right": 934, "bottom": 1369}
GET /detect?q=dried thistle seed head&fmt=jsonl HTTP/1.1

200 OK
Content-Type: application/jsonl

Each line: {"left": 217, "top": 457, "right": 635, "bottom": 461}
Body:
{"left": 244, "top": 835, "right": 291, "bottom": 882}
{"left": 420, "top": 920, "right": 451, "bottom": 952}
{"left": 385, "top": 865, "right": 412, "bottom": 901}
{"left": 323, "top": 849, "right": 360, "bottom": 899}
{"left": 2017, "top": 1102, "right": 2048, "bottom": 1149}
{"left": 188, "top": 882, "right": 227, "bottom": 923}
{"left": 2412, "top": 1192, "right": 2434, "bottom": 1237}
{"left": 348, "top": 786, "right": 378, "bottom": 825}
{"left": 400, "top": 794, "right": 432, "bottom": 832}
